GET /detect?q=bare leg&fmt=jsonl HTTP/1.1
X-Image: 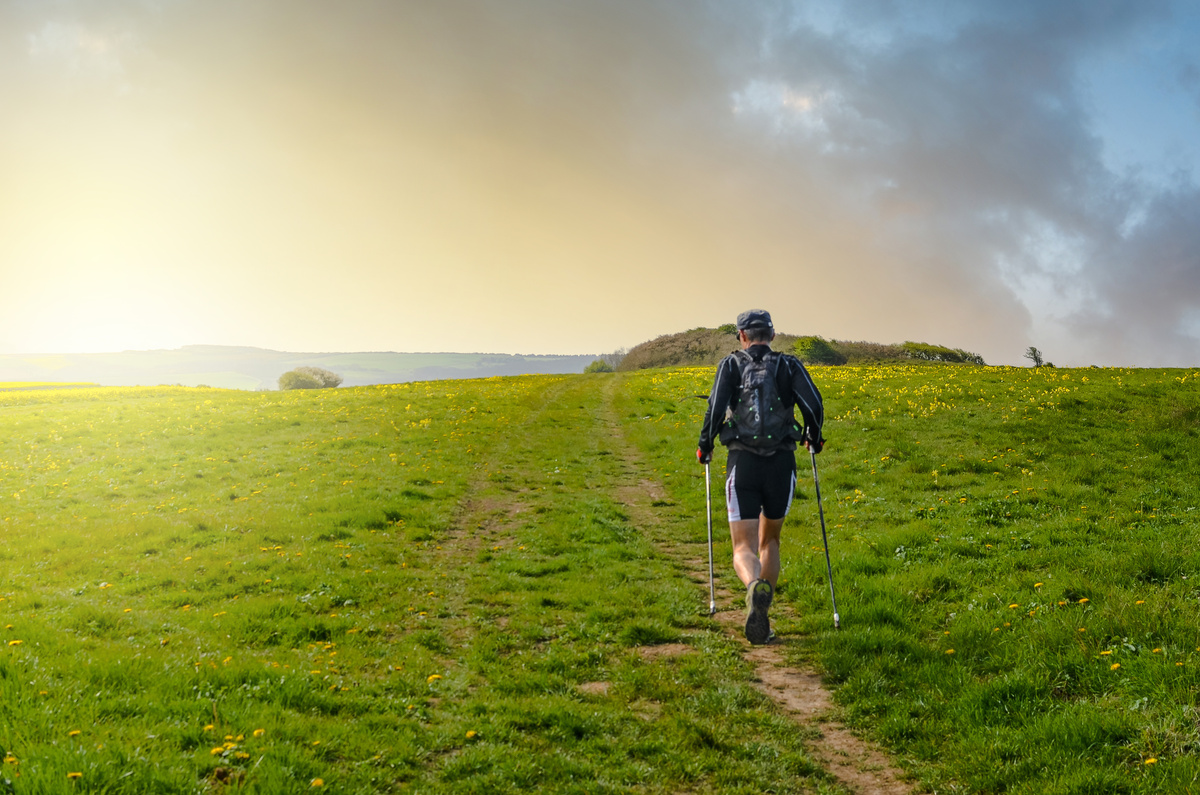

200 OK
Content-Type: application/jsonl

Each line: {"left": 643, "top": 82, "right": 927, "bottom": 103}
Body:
{"left": 730, "top": 515, "right": 785, "bottom": 587}
{"left": 729, "top": 519, "right": 761, "bottom": 587}
{"left": 757, "top": 515, "right": 785, "bottom": 588}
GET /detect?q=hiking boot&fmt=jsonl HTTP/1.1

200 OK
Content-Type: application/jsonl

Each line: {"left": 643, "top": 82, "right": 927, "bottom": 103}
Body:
{"left": 745, "top": 579, "right": 773, "bottom": 645}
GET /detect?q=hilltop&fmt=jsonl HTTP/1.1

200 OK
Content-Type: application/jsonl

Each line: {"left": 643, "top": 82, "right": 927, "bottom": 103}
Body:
{"left": 615, "top": 327, "right": 986, "bottom": 370}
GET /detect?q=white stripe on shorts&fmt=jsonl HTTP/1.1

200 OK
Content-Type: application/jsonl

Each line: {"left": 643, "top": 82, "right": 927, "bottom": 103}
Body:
{"left": 783, "top": 468, "right": 796, "bottom": 518}
{"left": 725, "top": 464, "right": 740, "bottom": 523}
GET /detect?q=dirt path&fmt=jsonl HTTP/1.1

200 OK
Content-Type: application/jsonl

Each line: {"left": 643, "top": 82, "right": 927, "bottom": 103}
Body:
{"left": 603, "top": 384, "right": 914, "bottom": 795}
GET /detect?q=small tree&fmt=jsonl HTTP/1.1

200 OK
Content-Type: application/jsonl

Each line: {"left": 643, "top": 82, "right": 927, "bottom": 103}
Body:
{"left": 584, "top": 360, "right": 614, "bottom": 373}
{"left": 596, "top": 347, "right": 628, "bottom": 369}
{"left": 1024, "top": 347, "right": 1045, "bottom": 367}
{"left": 278, "top": 366, "right": 343, "bottom": 390}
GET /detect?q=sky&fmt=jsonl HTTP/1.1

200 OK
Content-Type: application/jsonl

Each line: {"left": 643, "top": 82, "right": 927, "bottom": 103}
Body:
{"left": 2, "top": 0, "right": 1199, "bottom": 366}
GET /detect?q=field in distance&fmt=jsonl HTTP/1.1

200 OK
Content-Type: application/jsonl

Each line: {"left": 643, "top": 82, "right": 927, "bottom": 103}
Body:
{"left": 2, "top": 363, "right": 1199, "bottom": 793}
{"left": 0, "top": 346, "right": 597, "bottom": 390}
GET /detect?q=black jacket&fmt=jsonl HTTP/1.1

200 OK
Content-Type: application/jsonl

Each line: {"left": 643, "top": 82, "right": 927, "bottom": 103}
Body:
{"left": 698, "top": 344, "right": 824, "bottom": 455}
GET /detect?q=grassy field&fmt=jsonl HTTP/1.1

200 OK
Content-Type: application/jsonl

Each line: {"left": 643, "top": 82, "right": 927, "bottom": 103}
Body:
{"left": 0, "top": 383, "right": 97, "bottom": 391}
{"left": 2, "top": 365, "right": 1199, "bottom": 793}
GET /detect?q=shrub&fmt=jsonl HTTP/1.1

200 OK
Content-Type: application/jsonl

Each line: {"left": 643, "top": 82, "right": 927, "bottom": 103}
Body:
{"left": 901, "top": 342, "right": 986, "bottom": 365}
{"left": 617, "top": 328, "right": 800, "bottom": 371}
{"left": 278, "top": 366, "right": 343, "bottom": 390}
{"left": 792, "top": 336, "right": 847, "bottom": 365}
{"left": 595, "top": 348, "right": 628, "bottom": 370}
{"left": 584, "top": 360, "right": 614, "bottom": 374}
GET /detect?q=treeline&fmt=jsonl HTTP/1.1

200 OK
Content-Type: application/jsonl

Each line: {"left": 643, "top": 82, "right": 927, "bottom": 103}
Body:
{"left": 601, "top": 327, "right": 986, "bottom": 371}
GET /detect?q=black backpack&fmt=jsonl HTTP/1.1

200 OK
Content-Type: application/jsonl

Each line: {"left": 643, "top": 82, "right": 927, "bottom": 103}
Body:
{"left": 719, "top": 350, "right": 799, "bottom": 450}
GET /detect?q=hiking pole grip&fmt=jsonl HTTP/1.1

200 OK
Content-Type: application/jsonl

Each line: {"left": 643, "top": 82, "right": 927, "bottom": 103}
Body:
{"left": 810, "top": 449, "right": 840, "bottom": 629}
{"left": 705, "top": 462, "right": 716, "bottom": 615}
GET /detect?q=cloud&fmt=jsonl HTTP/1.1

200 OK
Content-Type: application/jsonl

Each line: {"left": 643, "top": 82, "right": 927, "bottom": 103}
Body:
{"left": 26, "top": 20, "right": 134, "bottom": 86}
{"left": 723, "top": 0, "right": 1199, "bottom": 364}
{"left": 3, "top": 0, "right": 1199, "bottom": 362}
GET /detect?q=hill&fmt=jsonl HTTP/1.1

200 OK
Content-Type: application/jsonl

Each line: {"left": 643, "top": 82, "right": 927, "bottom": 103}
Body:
{"left": 616, "top": 327, "right": 985, "bottom": 369}
{"left": 0, "top": 346, "right": 597, "bottom": 390}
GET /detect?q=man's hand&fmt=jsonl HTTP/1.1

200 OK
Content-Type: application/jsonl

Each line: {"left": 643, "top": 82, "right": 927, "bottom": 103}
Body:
{"left": 805, "top": 437, "right": 825, "bottom": 454}
{"left": 696, "top": 447, "right": 713, "bottom": 464}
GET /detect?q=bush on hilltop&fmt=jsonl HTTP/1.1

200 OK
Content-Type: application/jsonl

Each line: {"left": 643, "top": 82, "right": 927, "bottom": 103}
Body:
{"left": 278, "top": 366, "right": 343, "bottom": 390}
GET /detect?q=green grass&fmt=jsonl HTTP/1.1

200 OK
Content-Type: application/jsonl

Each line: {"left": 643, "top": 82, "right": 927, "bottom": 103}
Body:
{"left": 620, "top": 364, "right": 1200, "bottom": 794}
{"left": 5, "top": 365, "right": 1200, "bottom": 793}
{"left": 0, "top": 379, "right": 833, "bottom": 794}
{"left": 0, "top": 383, "right": 96, "bottom": 391}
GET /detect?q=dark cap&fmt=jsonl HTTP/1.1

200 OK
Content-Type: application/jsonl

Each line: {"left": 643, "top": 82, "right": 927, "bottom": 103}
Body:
{"left": 736, "top": 309, "right": 773, "bottom": 330}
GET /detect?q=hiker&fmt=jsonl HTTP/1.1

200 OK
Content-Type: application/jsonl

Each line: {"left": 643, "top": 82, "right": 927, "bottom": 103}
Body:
{"left": 696, "top": 309, "right": 824, "bottom": 644}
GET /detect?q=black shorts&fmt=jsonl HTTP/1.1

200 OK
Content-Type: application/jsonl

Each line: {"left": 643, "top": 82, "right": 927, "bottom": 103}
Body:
{"left": 725, "top": 448, "right": 797, "bottom": 522}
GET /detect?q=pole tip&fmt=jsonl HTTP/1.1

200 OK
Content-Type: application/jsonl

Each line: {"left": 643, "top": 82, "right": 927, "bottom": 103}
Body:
{"left": 833, "top": 613, "right": 841, "bottom": 629}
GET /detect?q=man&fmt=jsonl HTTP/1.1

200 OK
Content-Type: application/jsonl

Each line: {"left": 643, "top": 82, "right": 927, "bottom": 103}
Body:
{"left": 696, "top": 309, "right": 824, "bottom": 644}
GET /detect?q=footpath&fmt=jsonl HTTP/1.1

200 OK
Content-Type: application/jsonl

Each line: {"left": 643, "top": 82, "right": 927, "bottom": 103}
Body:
{"left": 599, "top": 378, "right": 914, "bottom": 795}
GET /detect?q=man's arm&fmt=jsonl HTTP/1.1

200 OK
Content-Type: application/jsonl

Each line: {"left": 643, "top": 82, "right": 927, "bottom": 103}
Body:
{"left": 698, "top": 356, "right": 738, "bottom": 459}
{"left": 786, "top": 356, "right": 824, "bottom": 449}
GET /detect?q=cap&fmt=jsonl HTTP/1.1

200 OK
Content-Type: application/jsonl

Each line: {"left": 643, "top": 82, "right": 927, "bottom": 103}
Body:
{"left": 736, "top": 309, "right": 773, "bottom": 330}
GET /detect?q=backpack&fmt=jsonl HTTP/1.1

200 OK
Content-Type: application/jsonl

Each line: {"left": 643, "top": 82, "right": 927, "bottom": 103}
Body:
{"left": 719, "top": 350, "right": 799, "bottom": 450}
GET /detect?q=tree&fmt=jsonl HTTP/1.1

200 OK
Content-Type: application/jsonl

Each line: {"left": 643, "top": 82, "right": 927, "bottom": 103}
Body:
{"left": 1024, "top": 347, "right": 1045, "bottom": 367}
{"left": 278, "top": 366, "right": 343, "bottom": 390}
{"left": 583, "top": 360, "right": 614, "bottom": 373}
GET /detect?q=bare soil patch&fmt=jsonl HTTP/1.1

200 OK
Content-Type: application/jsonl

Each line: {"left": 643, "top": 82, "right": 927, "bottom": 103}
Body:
{"left": 636, "top": 642, "right": 693, "bottom": 661}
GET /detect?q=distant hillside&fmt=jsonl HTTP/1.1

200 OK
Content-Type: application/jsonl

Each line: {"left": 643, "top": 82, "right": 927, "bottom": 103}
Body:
{"left": 616, "top": 328, "right": 985, "bottom": 370}
{"left": 0, "top": 346, "right": 597, "bottom": 390}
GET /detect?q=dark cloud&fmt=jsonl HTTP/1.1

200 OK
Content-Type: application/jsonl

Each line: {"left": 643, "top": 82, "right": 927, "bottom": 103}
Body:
{"left": 733, "top": 0, "right": 1197, "bottom": 364}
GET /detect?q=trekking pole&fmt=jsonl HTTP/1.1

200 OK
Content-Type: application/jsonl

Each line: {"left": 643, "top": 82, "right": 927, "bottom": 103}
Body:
{"left": 810, "top": 449, "right": 840, "bottom": 629}
{"left": 704, "top": 462, "right": 716, "bottom": 615}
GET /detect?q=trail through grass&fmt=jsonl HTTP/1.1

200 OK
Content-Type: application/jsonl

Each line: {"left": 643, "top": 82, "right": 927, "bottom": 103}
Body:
{"left": 618, "top": 364, "right": 1200, "bottom": 795}
{"left": 7, "top": 364, "right": 1200, "bottom": 794}
{"left": 1, "top": 379, "right": 834, "bottom": 794}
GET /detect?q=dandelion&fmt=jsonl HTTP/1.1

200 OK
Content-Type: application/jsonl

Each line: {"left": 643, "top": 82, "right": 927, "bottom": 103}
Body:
{"left": 466, "top": 730, "right": 478, "bottom": 739}
{"left": 1008, "top": 603, "right": 1018, "bottom": 609}
{"left": 427, "top": 674, "right": 442, "bottom": 684}
{"left": 1153, "top": 648, "right": 1162, "bottom": 654}
{"left": 311, "top": 780, "right": 325, "bottom": 787}
{"left": 1034, "top": 582, "right": 1043, "bottom": 588}
{"left": 945, "top": 649, "right": 955, "bottom": 655}
{"left": 69, "top": 730, "right": 81, "bottom": 737}
{"left": 253, "top": 729, "right": 265, "bottom": 737}
{"left": 1078, "top": 598, "right": 1090, "bottom": 604}
{"left": 210, "top": 747, "right": 224, "bottom": 755}
{"left": 1111, "top": 663, "right": 1121, "bottom": 670}
{"left": 67, "top": 772, "right": 82, "bottom": 779}
{"left": 1136, "top": 600, "right": 1145, "bottom": 605}
{"left": 7, "top": 640, "right": 21, "bottom": 646}
{"left": 1100, "top": 651, "right": 1112, "bottom": 656}
{"left": 1145, "top": 758, "right": 1157, "bottom": 765}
